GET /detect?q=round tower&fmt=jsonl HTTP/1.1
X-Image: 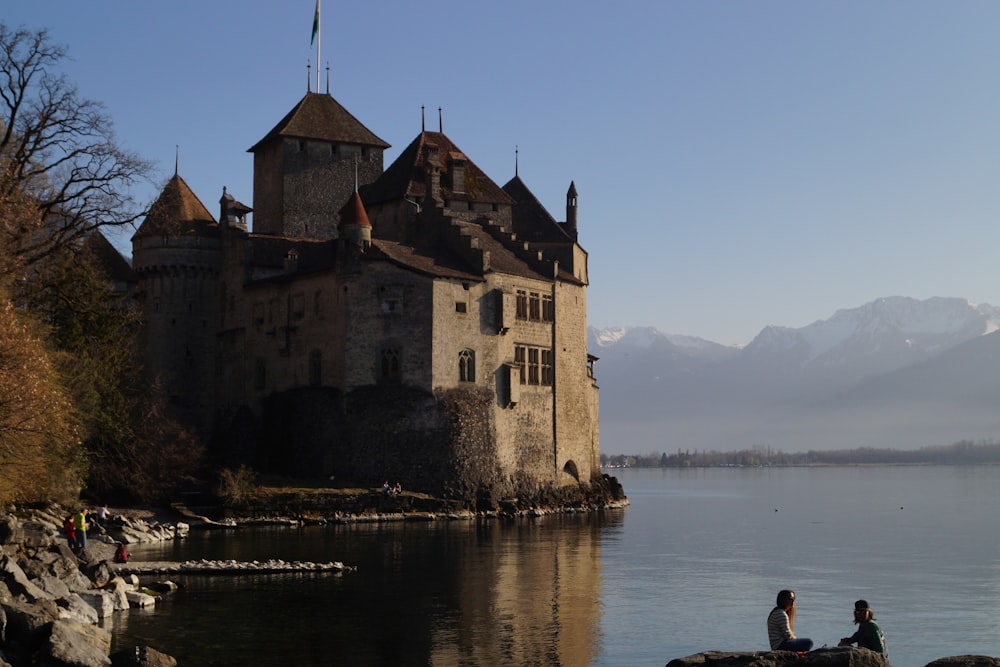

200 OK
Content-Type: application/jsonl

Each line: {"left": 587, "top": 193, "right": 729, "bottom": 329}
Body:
{"left": 131, "top": 173, "right": 221, "bottom": 436}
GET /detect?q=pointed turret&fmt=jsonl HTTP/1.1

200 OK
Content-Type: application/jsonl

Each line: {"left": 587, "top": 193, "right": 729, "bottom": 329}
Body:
{"left": 338, "top": 191, "right": 372, "bottom": 250}
{"left": 132, "top": 174, "right": 216, "bottom": 241}
{"left": 565, "top": 181, "right": 578, "bottom": 240}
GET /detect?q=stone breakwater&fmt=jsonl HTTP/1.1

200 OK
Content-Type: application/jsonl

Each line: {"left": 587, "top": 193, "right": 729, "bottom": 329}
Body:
{"left": 113, "top": 558, "right": 354, "bottom": 576}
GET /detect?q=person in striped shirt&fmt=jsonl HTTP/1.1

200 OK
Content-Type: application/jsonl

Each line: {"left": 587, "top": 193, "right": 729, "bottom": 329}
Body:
{"left": 767, "top": 589, "right": 814, "bottom": 652}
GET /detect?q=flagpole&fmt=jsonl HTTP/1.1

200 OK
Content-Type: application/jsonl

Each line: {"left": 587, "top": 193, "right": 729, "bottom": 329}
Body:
{"left": 315, "top": 0, "right": 321, "bottom": 93}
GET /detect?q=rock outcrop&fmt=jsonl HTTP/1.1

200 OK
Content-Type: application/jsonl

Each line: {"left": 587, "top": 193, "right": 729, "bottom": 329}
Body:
{"left": 0, "top": 512, "right": 177, "bottom": 667}
{"left": 665, "top": 649, "right": 1000, "bottom": 667}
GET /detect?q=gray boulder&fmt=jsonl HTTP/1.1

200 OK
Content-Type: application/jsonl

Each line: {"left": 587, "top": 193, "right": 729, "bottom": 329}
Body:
{"left": 76, "top": 590, "right": 115, "bottom": 619}
{"left": 57, "top": 592, "right": 100, "bottom": 625}
{"left": 40, "top": 618, "right": 112, "bottom": 667}
{"left": 925, "top": 659, "right": 1000, "bottom": 667}
{"left": 0, "top": 553, "right": 53, "bottom": 602}
{"left": 0, "top": 597, "right": 60, "bottom": 648}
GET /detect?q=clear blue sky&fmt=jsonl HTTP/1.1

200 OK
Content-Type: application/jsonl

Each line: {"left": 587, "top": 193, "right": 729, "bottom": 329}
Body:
{"left": 9, "top": 1, "right": 1000, "bottom": 345}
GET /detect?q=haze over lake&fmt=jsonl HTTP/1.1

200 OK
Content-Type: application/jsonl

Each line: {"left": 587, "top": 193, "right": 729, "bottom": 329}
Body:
{"left": 108, "top": 465, "right": 999, "bottom": 666}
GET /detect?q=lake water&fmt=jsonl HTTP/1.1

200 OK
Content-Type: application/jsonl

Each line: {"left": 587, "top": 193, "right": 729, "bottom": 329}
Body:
{"left": 104, "top": 466, "right": 1000, "bottom": 666}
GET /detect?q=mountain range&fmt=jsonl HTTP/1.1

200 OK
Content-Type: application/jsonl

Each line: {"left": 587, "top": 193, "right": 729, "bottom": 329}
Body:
{"left": 589, "top": 296, "right": 1000, "bottom": 454}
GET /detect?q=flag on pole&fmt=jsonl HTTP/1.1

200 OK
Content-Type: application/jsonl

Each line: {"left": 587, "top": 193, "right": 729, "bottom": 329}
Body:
{"left": 311, "top": 0, "right": 320, "bottom": 45}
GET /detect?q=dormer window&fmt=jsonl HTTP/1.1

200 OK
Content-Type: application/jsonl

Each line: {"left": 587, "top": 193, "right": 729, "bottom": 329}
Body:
{"left": 450, "top": 157, "right": 466, "bottom": 194}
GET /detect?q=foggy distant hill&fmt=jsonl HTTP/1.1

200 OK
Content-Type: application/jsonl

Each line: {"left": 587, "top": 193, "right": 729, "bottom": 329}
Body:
{"left": 590, "top": 296, "right": 1000, "bottom": 454}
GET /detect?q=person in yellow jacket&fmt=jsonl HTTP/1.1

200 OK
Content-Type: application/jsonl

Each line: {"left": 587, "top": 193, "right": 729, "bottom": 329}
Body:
{"left": 73, "top": 510, "right": 88, "bottom": 550}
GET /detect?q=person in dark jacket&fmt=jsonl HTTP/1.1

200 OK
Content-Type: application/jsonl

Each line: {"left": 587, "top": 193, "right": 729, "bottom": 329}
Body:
{"left": 839, "top": 599, "right": 887, "bottom": 655}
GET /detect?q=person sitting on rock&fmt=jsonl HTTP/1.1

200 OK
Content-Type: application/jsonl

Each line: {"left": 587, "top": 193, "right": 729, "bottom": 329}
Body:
{"left": 113, "top": 542, "right": 130, "bottom": 563}
{"left": 839, "top": 599, "right": 887, "bottom": 656}
{"left": 382, "top": 481, "right": 391, "bottom": 496}
{"left": 767, "top": 589, "right": 813, "bottom": 652}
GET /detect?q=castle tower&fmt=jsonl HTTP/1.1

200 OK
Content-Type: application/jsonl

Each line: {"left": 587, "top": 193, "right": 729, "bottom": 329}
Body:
{"left": 248, "top": 92, "right": 389, "bottom": 240}
{"left": 131, "top": 174, "right": 221, "bottom": 435}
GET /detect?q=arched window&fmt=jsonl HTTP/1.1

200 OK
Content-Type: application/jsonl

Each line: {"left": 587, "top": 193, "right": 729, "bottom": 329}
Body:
{"left": 459, "top": 349, "right": 475, "bottom": 383}
{"left": 380, "top": 348, "right": 401, "bottom": 383}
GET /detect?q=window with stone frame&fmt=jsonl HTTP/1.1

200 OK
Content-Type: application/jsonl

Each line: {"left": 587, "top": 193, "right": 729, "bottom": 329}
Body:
{"left": 527, "top": 347, "right": 540, "bottom": 384}
{"left": 380, "top": 347, "right": 401, "bottom": 383}
{"left": 515, "top": 289, "right": 528, "bottom": 320}
{"left": 309, "top": 350, "right": 322, "bottom": 386}
{"left": 514, "top": 344, "right": 553, "bottom": 386}
{"left": 514, "top": 345, "right": 526, "bottom": 385}
{"left": 542, "top": 294, "right": 554, "bottom": 322}
{"left": 541, "top": 349, "right": 554, "bottom": 386}
{"left": 458, "top": 349, "right": 476, "bottom": 382}
{"left": 291, "top": 293, "right": 305, "bottom": 320}
{"left": 528, "top": 292, "right": 541, "bottom": 321}
{"left": 254, "top": 358, "right": 266, "bottom": 391}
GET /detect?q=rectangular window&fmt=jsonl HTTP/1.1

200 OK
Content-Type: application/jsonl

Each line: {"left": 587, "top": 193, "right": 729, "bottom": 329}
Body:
{"left": 541, "top": 349, "right": 553, "bottom": 386}
{"left": 309, "top": 350, "right": 322, "bottom": 386}
{"left": 455, "top": 302, "right": 467, "bottom": 313}
{"left": 254, "top": 358, "right": 266, "bottom": 391}
{"left": 516, "top": 289, "right": 528, "bottom": 320}
{"left": 380, "top": 285, "right": 405, "bottom": 315}
{"left": 527, "top": 347, "right": 540, "bottom": 385}
{"left": 529, "top": 292, "right": 541, "bottom": 321}
{"left": 542, "top": 294, "right": 554, "bottom": 322}
{"left": 514, "top": 344, "right": 553, "bottom": 386}
{"left": 514, "top": 346, "right": 526, "bottom": 385}
{"left": 291, "top": 293, "right": 305, "bottom": 320}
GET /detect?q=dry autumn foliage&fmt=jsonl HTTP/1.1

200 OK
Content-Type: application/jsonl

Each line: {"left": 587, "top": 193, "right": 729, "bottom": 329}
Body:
{"left": 0, "top": 294, "right": 84, "bottom": 504}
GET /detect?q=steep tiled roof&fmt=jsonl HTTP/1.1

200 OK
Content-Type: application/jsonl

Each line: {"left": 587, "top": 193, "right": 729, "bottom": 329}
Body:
{"left": 246, "top": 235, "right": 335, "bottom": 275}
{"left": 132, "top": 174, "right": 217, "bottom": 240}
{"left": 248, "top": 92, "right": 389, "bottom": 152}
{"left": 502, "top": 175, "right": 573, "bottom": 243}
{"left": 369, "top": 239, "right": 483, "bottom": 281}
{"left": 362, "top": 131, "right": 514, "bottom": 207}
{"left": 81, "top": 231, "right": 136, "bottom": 283}
{"left": 339, "top": 191, "right": 371, "bottom": 229}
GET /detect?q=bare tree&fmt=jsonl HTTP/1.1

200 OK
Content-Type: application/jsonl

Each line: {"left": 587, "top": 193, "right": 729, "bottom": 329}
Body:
{"left": 0, "top": 23, "right": 153, "bottom": 271}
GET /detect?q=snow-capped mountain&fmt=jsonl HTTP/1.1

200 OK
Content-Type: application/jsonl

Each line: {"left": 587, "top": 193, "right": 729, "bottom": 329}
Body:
{"left": 590, "top": 296, "right": 1000, "bottom": 454}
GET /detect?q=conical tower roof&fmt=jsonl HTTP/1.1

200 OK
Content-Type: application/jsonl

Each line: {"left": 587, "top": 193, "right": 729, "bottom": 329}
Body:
{"left": 338, "top": 191, "right": 371, "bottom": 229}
{"left": 132, "top": 174, "right": 216, "bottom": 240}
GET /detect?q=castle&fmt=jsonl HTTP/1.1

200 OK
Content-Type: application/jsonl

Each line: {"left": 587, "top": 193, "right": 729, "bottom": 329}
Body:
{"left": 130, "top": 90, "right": 601, "bottom": 504}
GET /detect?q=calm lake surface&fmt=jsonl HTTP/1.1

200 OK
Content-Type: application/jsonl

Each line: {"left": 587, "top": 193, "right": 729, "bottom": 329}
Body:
{"left": 105, "top": 466, "right": 1000, "bottom": 666}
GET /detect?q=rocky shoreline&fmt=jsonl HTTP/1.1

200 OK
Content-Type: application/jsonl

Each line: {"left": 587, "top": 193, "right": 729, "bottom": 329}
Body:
{"left": 0, "top": 505, "right": 363, "bottom": 667}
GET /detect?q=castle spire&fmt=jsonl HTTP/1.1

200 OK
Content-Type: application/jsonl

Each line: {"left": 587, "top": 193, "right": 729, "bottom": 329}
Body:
{"left": 515, "top": 145, "right": 519, "bottom": 178}
{"left": 174, "top": 145, "right": 179, "bottom": 177}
